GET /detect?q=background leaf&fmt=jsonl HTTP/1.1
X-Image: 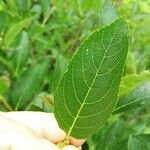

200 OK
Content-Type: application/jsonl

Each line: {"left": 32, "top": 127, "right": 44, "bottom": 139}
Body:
{"left": 128, "top": 134, "right": 150, "bottom": 150}
{"left": 39, "top": 0, "right": 51, "bottom": 18}
{"left": 0, "top": 11, "right": 8, "bottom": 34}
{"left": 54, "top": 18, "right": 128, "bottom": 139}
{"left": 99, "top": 0, "right": 118, "bottom": 27}
{"left": 10, "top": 59, "right": 49, "bottom": 110}
{"left": 4, "top": 17, "right": 31, "bottom": 47}
{"left": 15, "top": 0, "right": 30, "bottom": 15}
{"left": 119, "top": 71, "right": 150, "bottom": 96}
{"left": 0, "top": 76, "right": 9, "bottom": 94}
{"left": 50, "top": 55, "right": 68, "bottom": 93}
{"left": 94, "top": 121, "right": 135, "bottom": 150}
{"left": 115, "top": 81, "right": 150, "bottom": 114}
{"left": 125, "top": 52, "right": 137, "bottom": 75}
{"left": 11, "top": 31, "right": 29, "bottom": 77}
{"left": 26, "top": 92, "right": 54, "bottom": 112}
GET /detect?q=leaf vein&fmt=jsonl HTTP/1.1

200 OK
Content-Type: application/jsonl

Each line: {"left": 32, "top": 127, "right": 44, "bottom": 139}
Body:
{"left": 85, "top": 72, "right": 120, "bottom": 105}
{"left": 78, "top": 100, "right": 115, "bottom": 118}
{"left": 71, "top": 68, "right": 82, "bottom": 104}
{"left": 63, "top": 79, "right": 76, "bottom": 119}
{"left": 81, "top": 50, "right": 91, "bottom": 88}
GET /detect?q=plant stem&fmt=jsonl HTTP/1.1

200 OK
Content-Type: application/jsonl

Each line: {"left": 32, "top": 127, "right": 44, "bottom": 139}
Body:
{"left": 77, "top": 0, "right": 83, "bottom": 17}
{"left": 0, "top": 95, "right": 13, "bottom": 111}
{"left": 57, "top": 138, "right": 70, "bottom": 149}
{"left": 42, "top": 6, "right": 56, "bottom": 27}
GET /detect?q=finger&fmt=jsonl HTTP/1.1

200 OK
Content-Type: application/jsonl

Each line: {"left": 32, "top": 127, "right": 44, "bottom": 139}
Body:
{"left": 0, "top": 135, "right": 59, "bottom": 150}
{"left": 2, "top": 112, "right": 85, "bottom": 146}
{"left": 0, "top": 138, "right": 10, "bottom": 150}
{"left": 2, "top": 111, "right": 66, "bottom": 143}
{"left": 42, "top": 113, "right": 66, "bottom": 143}
{"left": 70, "top": 137, "right": 85, "bottom": 147}
{"left": 12, "top": 138, "right": 59, "bottom": 150}
{"left": 62, "top": 145, "right": 80, "bottom": 150}
{"left": 0, "top": 114, "right": 59, "bottom": 150}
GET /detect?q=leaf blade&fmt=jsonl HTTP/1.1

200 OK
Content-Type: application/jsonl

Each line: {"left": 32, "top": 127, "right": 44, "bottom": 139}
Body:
{"left": 11, "top": 31, "right": 29, "bottom": 76}
{"left": 99, "top": 0, "right": 118, "bottom": 27}
{"left": 119, "top": 71, "right": 150, "bottom": 96}
{"left": 4, "top": 17, "right": 31, "bottom": 47}
{"left": 54, "top": 18, "right": 129, "bottom": 139}
{"left": 10, "top": 59, "right": 49, "bottom": 110}
{"left": 128, "top": 134, "right": 150, "bottom": 150}
{"left": 115, "top": 81, "right": 150, "bottom": 114}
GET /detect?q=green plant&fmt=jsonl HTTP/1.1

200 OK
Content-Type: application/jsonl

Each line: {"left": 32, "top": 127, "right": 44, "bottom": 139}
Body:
{"left": 55, "top": 17, "right": 129, "bottom": 140}
{"left": 0, "top": 0, "right": 150, "bottom": 149}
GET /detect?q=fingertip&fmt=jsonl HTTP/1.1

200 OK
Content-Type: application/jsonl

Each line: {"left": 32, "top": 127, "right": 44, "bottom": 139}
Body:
{"left": 43, "top": 113, "right": 66, "bottom": 143}
{"left": 62, "top": 145, "right": 78, "bottom": 150}
{"left": 70, "top": 137, "right": 85, "bottom": 147}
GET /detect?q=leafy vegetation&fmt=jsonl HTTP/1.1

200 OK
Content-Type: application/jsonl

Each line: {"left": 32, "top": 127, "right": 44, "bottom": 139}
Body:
{"left": 0, "top": 0, "right": 150, "bottom": 149}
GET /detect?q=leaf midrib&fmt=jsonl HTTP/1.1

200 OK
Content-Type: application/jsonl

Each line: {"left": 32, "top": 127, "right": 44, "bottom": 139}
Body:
{"left": 67, "top": 27, "right": 118, "bottom": 137}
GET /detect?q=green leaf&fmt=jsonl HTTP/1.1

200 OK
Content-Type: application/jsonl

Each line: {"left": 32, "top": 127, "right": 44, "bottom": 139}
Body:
{"left": 128, "top": 134, "right": 150, "bottom": 150}
{"left": 125, "top": 52, "right": 137, "bottom": 75}
{"left": 0, "top": 95, "right": 11, "bottom": 111}
{"left": 111, "top": 139, "right": 129, "bottom": 150}
{"left": 115, "top": 81, "right": 150, "bottom": 114}
{"left": 50, "top": 55, "right": 68, "bottom": 93}
{"left": 54, "top": 18, "right": 129, "bottom": 139}
{"left": 11, "top": 31, "right": 29, "bottom": 76}
{"left": 4, "top": 17, "right": 31, "bottom": 47}
{"left": 27, "top": 92, "right": 54, "bottom": 112}
{"left": 119, "top": 71, "right": 150, "bottom": 96}
{"left": 99, "top": 0, "right": 118, "bottom": 27}
{"left": 0, "top": 76, "right": 9, "bottom": 94}
{"left": 0, "top": 50, "right": 13, "bottom": 73}
{"left": 10, "top": 59, "right": 49, "bottom": 110}
{"left": 0, "top": 11, "right": 8, "bottom": 34}
{"left": 94, "top": 121, "right": 135, "bottom": 150}
{"left": 26, "top": 104, "right": 44, "bottom": 112}
{"left": 15, "top": 0, "right": 30, "bottom": 14}
{"left": 39, "top": 0, "right": 51, "bottom": 17}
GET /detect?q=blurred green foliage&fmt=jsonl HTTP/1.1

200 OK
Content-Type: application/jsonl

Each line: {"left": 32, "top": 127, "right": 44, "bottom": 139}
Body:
{"left": 0, "top": 0, "right": 150, "bottom": 149}
{"left": 0, "top": 0, "right": 104, "bottom": 111}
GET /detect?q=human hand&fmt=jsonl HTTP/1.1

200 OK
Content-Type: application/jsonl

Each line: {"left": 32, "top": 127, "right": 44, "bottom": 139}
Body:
{"left": 0, "top": 111, "right": 85, "bottom": 150}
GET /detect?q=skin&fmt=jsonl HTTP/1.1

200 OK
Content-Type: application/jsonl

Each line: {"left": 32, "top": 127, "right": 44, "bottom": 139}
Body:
{"left": 0, "top": 112, "right": 85, "bottom": 150}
